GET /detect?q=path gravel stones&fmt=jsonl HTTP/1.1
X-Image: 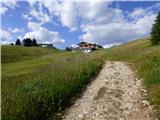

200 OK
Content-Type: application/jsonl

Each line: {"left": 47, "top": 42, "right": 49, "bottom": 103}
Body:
{"left": 63, "top": 62, "right": 156, "bottom": 120}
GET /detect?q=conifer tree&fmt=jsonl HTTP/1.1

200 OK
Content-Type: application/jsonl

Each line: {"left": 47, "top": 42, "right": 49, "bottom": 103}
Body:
{"left": 32, "top": 39, "right": 38, "bottom": 46}
{"left": 150, "top": 12, "right": 160, "bottom": 45}
{"left": 15, "top": 38, "right": 21, "bottom": 45}
{"left": 23, "top": 38, "right": 32, "bottom": 46}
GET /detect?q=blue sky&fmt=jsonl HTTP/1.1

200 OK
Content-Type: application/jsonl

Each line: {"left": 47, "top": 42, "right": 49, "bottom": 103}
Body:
{"left": 1, "top": 0, "right": 160, "bottom": 49}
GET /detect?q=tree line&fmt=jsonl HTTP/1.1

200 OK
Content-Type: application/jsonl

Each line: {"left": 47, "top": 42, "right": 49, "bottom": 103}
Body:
{"left": 15, "top": 38, "right": 38, "bottom": 47}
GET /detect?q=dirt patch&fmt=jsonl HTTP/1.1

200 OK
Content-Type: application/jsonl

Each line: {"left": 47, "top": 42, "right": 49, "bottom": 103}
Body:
{"left": 94, "top": 87, "right": 107, "bottom": 100}
{"left": 63, "top": 62, "right": 156, "bottom": 120}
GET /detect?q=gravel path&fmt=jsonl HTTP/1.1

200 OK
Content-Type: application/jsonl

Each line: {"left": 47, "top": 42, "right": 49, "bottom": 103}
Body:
{"left": 63, "top": 62, "right": 156, "bottom": 120}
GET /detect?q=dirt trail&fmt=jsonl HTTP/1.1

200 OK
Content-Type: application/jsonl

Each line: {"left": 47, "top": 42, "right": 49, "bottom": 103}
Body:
{"left": 63, "top": 62, "right": 156, "bottom": 120}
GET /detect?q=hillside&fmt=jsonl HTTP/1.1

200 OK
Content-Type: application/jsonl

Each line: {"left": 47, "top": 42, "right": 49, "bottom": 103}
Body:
{"left": 95, "top": 38, "right": 160, "bottom": 118}
{"left": 63, "top": 38, "right": 160, "bottom": 119}
{"left": 1, "top": 45, "right": 103, "bottom": 120}
{"left": 2, "top": 38, "right": 160, "bottom": 120}
{"left": 1, "top": 45, "right": 58, "bottom": 64}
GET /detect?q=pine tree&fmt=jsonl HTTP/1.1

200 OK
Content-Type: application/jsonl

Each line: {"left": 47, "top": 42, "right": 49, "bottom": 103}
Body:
{"left": 32, "top": 39, "right": 38, "bottom": 46}
{"left": 150, "top": 12, "right": 160, "bottom": 45}
{"left": 15, "top": 38, "right": 21, "bottom": 45}
{"left": 23, "top": 38, "right": 32, "bottom": 46}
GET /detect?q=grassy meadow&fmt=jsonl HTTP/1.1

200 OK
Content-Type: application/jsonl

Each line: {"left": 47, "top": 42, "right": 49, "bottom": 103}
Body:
{"left": 1, "top": 46, "right": 104, "bottom": 120}
{"left": 2, "top": 38, "right": 160, "bottom": 120}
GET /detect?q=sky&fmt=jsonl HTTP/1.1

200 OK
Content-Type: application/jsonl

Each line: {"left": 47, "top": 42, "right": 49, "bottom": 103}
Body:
{"left": 0, "top": 0, "right": 160, "bottom": 49}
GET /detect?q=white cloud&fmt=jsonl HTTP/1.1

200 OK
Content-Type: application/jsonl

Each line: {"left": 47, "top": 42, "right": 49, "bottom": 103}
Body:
{"left": 29, "top": 3, "right": 51, "bottom": 24}
{"left": 31, "top": 1, "right": 79, "bottom": 30}
{"left": 80, "top": 13, "right": 156, "bottom": 45}
{"left": 130, "top": 8, "right": 146, "bottom": 18}
{"left": 26, "top": 1, "right": 160, "bottom": 46}
{"left": 24, "top": 22, "right": 64, "bottom": 44}
{"left": 27, "top": 0, "right": 38, "bottom": 6}
{"left": 0, "top": 5, "right": 8, "bottom": 15}
{"left": 147, "top": 2, "right": 160, "bottom": 12}
{"left": 34, "top": 1, "right": 123, "bottom": 34}
{"left": 17, "top": 36, "right": 23, "bottom": 40}
{"left": 22, "top": 14, "right": 33, "bottom": 21}
{"left": 26, "top": 1, "right": 112, "bottom": 31}
{"left": 23, "top": 1, "right": 52, "bottom": 24}
{"left": 55, "top": 3, "right": 77, "bottom": 30}
{"left": 0, "top": 29, "right": 12, "bottom": 44}
{"left": 8, "top": 28, "right": 24, "bottom": 33}
{"left": 59, "top": 2, "right": 78, "bottom": 31}
{"left": 78, "top": 2, "right": 158, "bottom": 45}
{"left": 41, "top": 1, "right": 113, "bottom": 31}
{"left": 78, "top": 2, "right": 121, "bottom": 24}
{"left": 0, "top": 0, "right": 17, "bottom": 15}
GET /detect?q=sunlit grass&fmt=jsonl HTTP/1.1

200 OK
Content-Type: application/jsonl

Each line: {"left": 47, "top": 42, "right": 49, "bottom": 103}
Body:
{"left": 2, "top": 46, "right": 104, "bottom": 120}
{"left": 2, "top": 38, "right": 160, "bottom": 119}
{"left": 1, "top": 45, "right": 59, "bottom": 64}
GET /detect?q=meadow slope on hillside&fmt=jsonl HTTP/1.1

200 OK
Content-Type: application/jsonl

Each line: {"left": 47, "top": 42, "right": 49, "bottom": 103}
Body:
{"left": 2, "top": 38, "right": 160, "bottom": 120}
{"left": 95, "top": 38, "right": 160, "bottom": 119}
{"left": 2, "top": 46, "right": 104, "bottom": 120}
{"left": 1, "top": 46, "right": 58, "bottom": 64}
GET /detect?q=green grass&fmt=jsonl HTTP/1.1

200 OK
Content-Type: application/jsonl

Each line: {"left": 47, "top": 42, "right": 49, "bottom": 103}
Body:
{"left": 2, "top": 46, "right": 104, "bottom": 120}
{"left": 95, "top": 38, "right": 160, "bottom": 119}
{"left": 1, "top": 45, "right": 58, "bottom": 64}
{"left": 2, "top": 38, "right": 160, "bottom": 120}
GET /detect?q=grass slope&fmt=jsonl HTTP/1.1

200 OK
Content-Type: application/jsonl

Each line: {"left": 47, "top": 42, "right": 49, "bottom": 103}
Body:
{"left": 96, "top": 38, "right": 160, "bottom": 119}
{"left": 1, "top": 45, "right": 58, "bottom": 64}
{"left": 2, "top": 39, "right": 160, "bottom": 120}
{"left": 2, "top": 46, "right": 104, "bottom": 120}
